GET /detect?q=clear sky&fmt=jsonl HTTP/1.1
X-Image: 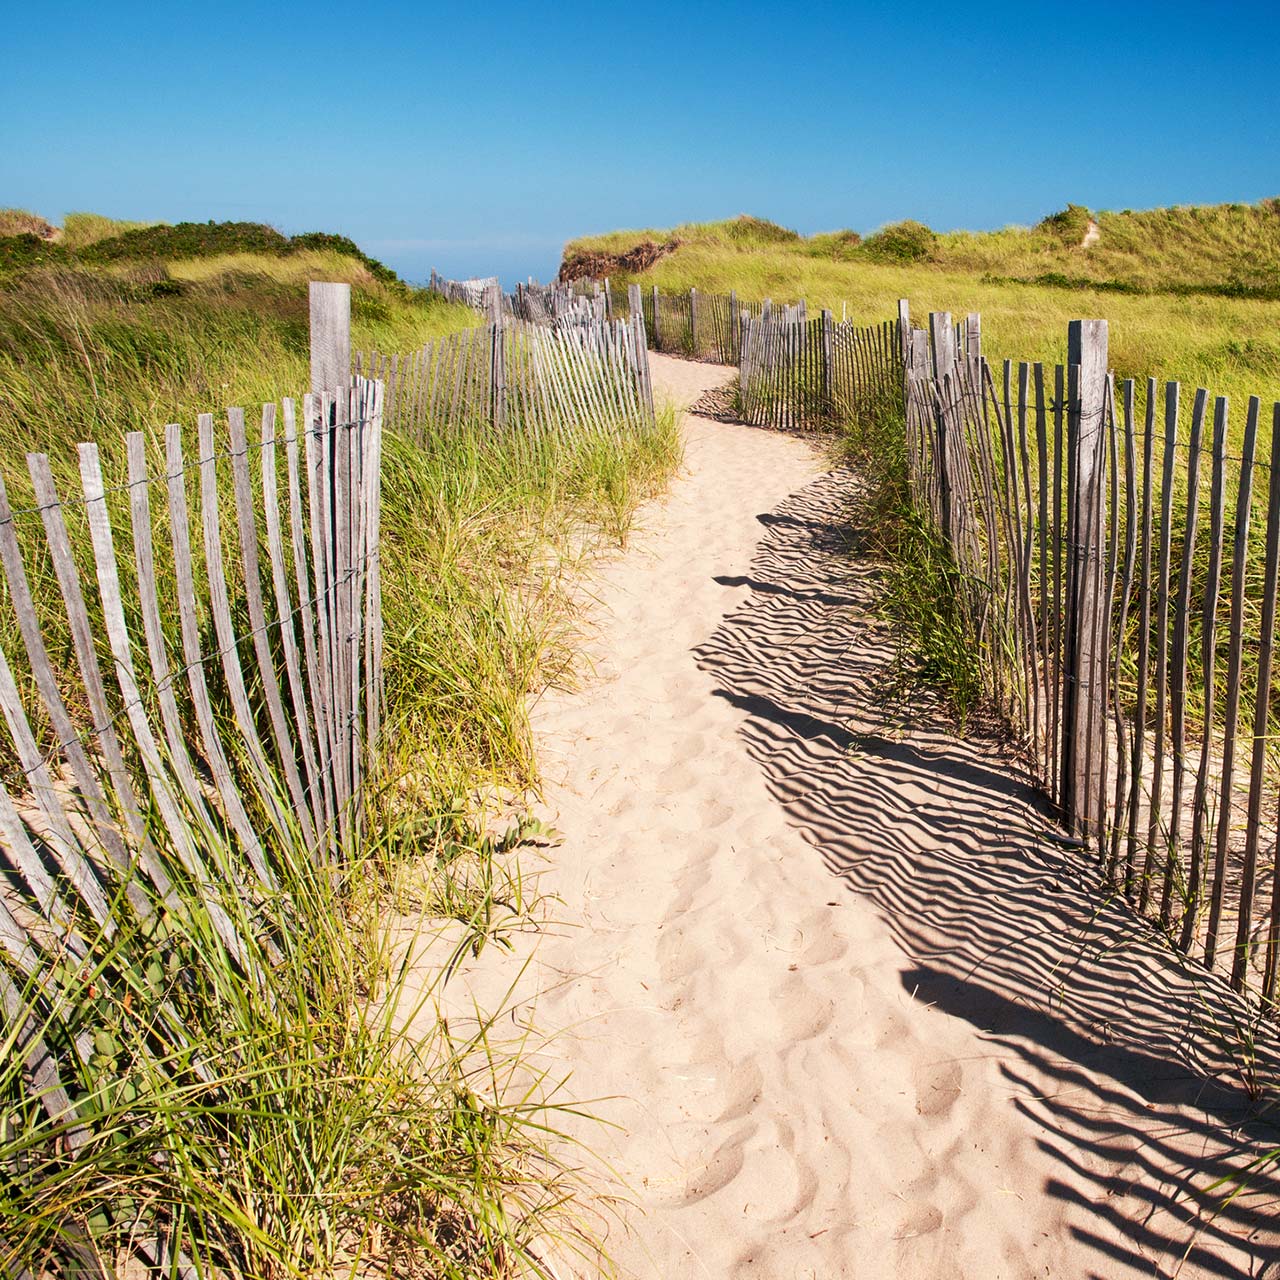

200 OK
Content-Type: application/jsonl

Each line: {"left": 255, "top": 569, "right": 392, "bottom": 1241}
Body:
{"left": 5, "top": 0, "right": 1278, "bottom": 286}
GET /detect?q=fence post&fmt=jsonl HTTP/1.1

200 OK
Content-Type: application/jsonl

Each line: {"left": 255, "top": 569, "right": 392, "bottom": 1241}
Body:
{"left": 310, "top": 282, "right": 351, "bottom": 396}
{"left": 897, "top": 298, "right": 910, "bottom": 361}
{"left": 821, "top": 308, "right": 834, "bottom": 417}
{"left": 965, "top": 312, "right": 982, "bottom": 365}
{"left": 603, "top": 276, "right": 612, "bottom": 320}
{"left": 928, "top": 311, "right": 958, "bottom": 549}
{"left": 491, "top": 322, "right": 506, "bottom": 429}
{"left": 651, "top": 286, "right": 660, "bottom": 351}
{"left": 1061, "top": 319, "right": 1109, "bottom": 839}
{"left": 729, "top": 289, "right": 739, "bottom": 361}
{"left": 689, "top": 287, "right": 698, "bottom": 354}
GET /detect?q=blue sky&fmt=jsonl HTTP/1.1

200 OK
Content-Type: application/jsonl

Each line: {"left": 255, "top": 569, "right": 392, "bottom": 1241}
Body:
{"left": 5, "top": 0, "right": 1278, "bottom": 286}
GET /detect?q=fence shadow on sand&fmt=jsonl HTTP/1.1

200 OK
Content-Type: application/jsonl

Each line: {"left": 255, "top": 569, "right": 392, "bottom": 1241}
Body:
{"left": 694, "top": 466, "right": 1280, "bottom": 1278}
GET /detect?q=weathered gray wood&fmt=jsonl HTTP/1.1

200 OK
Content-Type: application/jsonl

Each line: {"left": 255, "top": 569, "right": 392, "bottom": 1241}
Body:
{"left": 0, "top": 467, "right": 143, "bottom": 898}
{"left": 124, "top": 432, "right": 218, "bottom": 849}
{"left": 76, "top": 443, "right": 210, "bottom": 886}
{"left": 1123, "top": 380, "right": 1157, "bottom": 891}
{"left": 1061, "top": 319, "right": 1108, "bottom": 840}
{"left": 1161, "top": 387, "right": 1208, "bottom": 925}
{"left": 1141, "top": 382, "right": 1181, "bottom": 913}
{"left": 1015, "top": 362, "right": 1040, "bottom": 754}
{"left": 258, "top": 404, "right": 324, "bottom": 840}
{"left": 928, "top": 312, "right": 959, "bottom": 549}
{"left": 286, "top": 397, "right": 336, "bottom": 839}
{"left": 1204, "top": 398, "right": 1260, "bottom": 967}
{"left": 227, "top": 407, "right": 316, "bottom": 851}
{"left": 163, "top": 424, "right": 273, "bottom": 883}
{"left": 309, "top": 282, "right": 351, "bottom": 399}
{"left": 965, "top": 312, "right": 982, "bottom": 364}
{"left": 1104, "top": 380, "right": 1136, "bottom": 877}
{"left": 1233, "top": 402, "right": 1280, "bottom": 991}
{"left": 0, "top": 652, "right": 93, "bottom": 932}
{"left": 1181, "top": 397, "right": 1228, "bottom": 947}
{"left": 196, "top": 414, "right": 294, "bottom": 842}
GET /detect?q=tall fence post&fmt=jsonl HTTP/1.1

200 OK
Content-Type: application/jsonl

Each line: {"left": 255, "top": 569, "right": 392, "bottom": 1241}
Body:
{"left": 905, "top": 328, "right": 930, "bottom": 501}
{"left": 965, "top": 312, "right": 982, "bottom": 366}
{"left": 1061, "top": 319, "right": 1109, "bottom": 839}
{"left": 821, "top": 308, "right": 834, "bottom": 417}
{"left": 689, "top": 287, "right": 699, "bottom": 354}
{"left": 310, "top": 282, "right": 351, "bottom": 396}
{"left": 491, "top": 323, "right": 506, "bottom": 429}
{"left": 928, "top": 311, "right": 958, "bottom": 550}
{"left": 651, "top": 285, "right": 660, "bottom": 351}
{"left": 897, "top": 298, "right": 910, "bottom": 361}
{"left": 729, "top": 288, "right": 739, "bottom": 361}
{"left": 482, "top": 282, "right": 505, "bottom": 428}
{"left": 603, "top": 276, "right": 612, "bottom": 320}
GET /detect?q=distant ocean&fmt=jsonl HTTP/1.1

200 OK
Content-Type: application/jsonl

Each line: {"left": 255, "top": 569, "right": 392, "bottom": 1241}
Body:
{"left": 369, "top": 240, "right": 566, "bottom": 290}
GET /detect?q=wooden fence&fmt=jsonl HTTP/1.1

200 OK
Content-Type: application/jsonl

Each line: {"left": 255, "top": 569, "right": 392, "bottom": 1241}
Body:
{"left": 738, "top": 308, "right": 903, "bottom": 430}
{"left": 0, "top": 284, "right": 383, "bottom": 1271}
{"left": 431, "top": 262, "right": 1280, "bottom": 1000}
{"left": 658, "top": 276, "right": 1280, "bottom": 1002}
{"left": 429, "top": 273, "right": 781, "bottom": 364}
{"left": 359, "top": 313, "right": 653, "bottom": 444}
{"left": 900, "top": 306, "right": 1280, "bottom": 998}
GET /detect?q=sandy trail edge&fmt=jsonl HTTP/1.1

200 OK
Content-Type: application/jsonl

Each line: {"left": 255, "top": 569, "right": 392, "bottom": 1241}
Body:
{"left": 437, "top": 354, "right": 1280, "bottom": 1279}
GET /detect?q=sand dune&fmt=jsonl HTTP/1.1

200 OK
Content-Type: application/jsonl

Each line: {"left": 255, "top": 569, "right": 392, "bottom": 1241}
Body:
{"left": 449, "top": 354, "right": 1280, "bottom": 1278}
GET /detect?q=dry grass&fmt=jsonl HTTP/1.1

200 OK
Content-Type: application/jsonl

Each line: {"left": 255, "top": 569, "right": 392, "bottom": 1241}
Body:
{"left": 0, "top": 207, "right": 57, "bottom": 239}
{"left": 566, "top": 206, "right": 1280, "bottom": 423}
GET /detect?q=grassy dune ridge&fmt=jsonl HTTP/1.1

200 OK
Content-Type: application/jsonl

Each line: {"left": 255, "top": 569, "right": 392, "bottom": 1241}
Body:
{"left": 564, "top": 204, "right": 1280, "bottom": 417}
{"left": 0, "top": 213, "right": 681, "bottom": 1275}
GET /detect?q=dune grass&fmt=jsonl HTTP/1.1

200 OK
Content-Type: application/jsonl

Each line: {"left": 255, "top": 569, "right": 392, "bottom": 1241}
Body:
{"left": 0, "top": 226, "right": 682, "bottom": 1276}
{"left": 59, "top": 211, "right": 157, "bottom": 248}
{"left": 565, "top": 205, "right": 1280, "bottom": 423}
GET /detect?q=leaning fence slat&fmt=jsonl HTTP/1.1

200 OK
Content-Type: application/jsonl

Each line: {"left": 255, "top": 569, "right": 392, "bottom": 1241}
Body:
{"left": 259, "top": 404, "right": 325, "bottom": 842}
{"left": 1108, "top": 380, "right": 1139, "bottom": 881}
{"left": 227, "top": 407, "right": 316, "bottom": 852}
{"left": 288, "top": 397, "right": 336, "bottom": 841}
{"left": 1181, "top": 398, "right": 1228, "bottom": 948}
{"left": 1141, "top": 383, "right": 1181, "bottom": 913}
{"left": 197, "top": 414, "right": 294, "bottom": 844}
{"left": 163, "top": 424, "right": 273, "bottom": 884}
{"left": 1161, "top": 388, "right": 1208, "bottom": 925}
{"left": 124, "top": 432, "right": 218, "bottom": 855}
{"left": 1204, "top": 398, "right": 1260, "bottom": 968}
{"left": 1234, "top": 404, "right": 1280, "bottom": 990}
{"left": 0, "top": 468, "right": 142, "bottom": 894}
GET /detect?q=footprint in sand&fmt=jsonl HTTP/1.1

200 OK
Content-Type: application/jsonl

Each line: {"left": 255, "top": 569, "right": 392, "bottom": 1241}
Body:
{"left": 912, "top": 1059, "right": 964, "bottom": 1118}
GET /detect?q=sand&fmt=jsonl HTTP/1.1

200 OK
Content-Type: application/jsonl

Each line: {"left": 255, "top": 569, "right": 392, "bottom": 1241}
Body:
{"left": 441, "top": 354, "right": 1280, "bottom": 1278}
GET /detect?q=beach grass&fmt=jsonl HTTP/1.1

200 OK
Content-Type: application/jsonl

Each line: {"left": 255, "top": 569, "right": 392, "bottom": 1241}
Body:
{"left": 564, "top": 203, "right": 1280, "bottom": 424}
{"left": 0, "top": 217, "right": 681, "bottom": 1275}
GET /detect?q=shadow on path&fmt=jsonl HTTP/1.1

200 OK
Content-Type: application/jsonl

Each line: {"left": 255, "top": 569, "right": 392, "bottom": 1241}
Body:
{"left": 695, "top": 466, "right": 1280, "bottom": 1278}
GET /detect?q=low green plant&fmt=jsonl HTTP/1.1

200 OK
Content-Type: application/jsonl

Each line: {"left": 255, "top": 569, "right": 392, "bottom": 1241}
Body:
{"left": 834, "top": 398, "right": 983, "bottom": 721}
{"left": 861, "top": 219, "right": 938, "bottom": 264}
{"left": 1037, "top": 203, "right": 1094, "bottom": 243}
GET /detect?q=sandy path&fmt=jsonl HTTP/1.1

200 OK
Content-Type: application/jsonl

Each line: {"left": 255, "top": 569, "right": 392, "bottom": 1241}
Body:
{"left": 488, "top": 355, "right": 1279, "bottom": 1278}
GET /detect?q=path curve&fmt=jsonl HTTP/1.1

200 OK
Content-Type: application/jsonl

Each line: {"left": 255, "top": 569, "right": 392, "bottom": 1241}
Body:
{"left": 518, "top": 354, "right": 1279, "bottom": 1279}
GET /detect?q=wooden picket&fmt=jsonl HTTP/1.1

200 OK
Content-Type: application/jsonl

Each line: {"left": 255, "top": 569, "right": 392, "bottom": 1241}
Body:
{"left": 0, "top": 355, "right": 384, "bottom": 1235}
{"left": 890, "top": 316, "right": 1280, "bottom": 1000}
